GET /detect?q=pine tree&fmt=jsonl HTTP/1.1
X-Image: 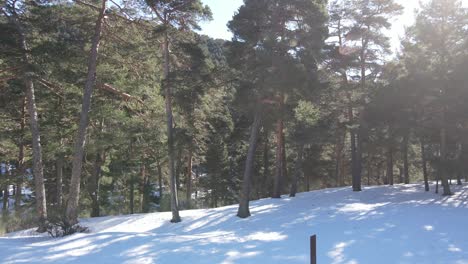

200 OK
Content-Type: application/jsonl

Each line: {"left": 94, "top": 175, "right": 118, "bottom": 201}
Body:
{"left": 228, "top": 0, "right": 328, "bottom": 218}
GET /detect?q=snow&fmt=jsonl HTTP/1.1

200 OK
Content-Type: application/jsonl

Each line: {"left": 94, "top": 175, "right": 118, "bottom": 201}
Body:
{"left": 1, "top": 183, "right": 468, "bottom": 264}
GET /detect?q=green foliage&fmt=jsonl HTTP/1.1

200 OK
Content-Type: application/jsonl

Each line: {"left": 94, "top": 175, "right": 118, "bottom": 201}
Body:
{"left": 294, "top": 100, "right": 320, "bottom": 128}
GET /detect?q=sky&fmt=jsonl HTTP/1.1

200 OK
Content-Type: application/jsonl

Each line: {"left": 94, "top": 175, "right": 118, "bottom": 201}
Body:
{"left": 199, "top": 0, "right": 467, "bottom": 54}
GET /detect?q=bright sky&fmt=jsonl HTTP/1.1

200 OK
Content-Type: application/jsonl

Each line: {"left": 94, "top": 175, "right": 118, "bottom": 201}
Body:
{"left": 199, "top": 0, "right": 467, "bottom": 53}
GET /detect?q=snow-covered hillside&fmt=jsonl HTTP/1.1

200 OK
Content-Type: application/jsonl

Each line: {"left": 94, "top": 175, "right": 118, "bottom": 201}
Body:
{"left": 1, "top": 183, "right": 467, "bottom": 264}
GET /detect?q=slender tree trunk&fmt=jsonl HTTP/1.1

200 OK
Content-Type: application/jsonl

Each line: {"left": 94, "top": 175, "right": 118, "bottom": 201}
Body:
{"left": 237, "top": 109, "right": 262, "bottom": 218}
{"left": 456, "top": 169, "right": 462, "bottom": 185}
{"left": 162, "top": 28, "right": 181, "bottom": 222}
{"left": 140, "top": 163, "right": 150, "bottom": 213}
{"left": 3, "top": 169, "right": 9, "bottom": 213}
{"left": 386, "top": 144, "right": 394, "bottom": 186}
{"left": 272, "top": 116, "right": 284, "bottom": 198}
{"left": 353, "top": 128, "right": 363, "bottom": 191}
{"left": 66, "top": 0, "right": 107, "bottom": 226}
{"left": 7, "top": 9, "right": 48, "bottom": 231}
{"left": 88, "top": 151, "right": 104, "bottom": 217}
{"left": 186, "top": 147, "right": 193, "bottom": 209}
{"left": 334, "top": 127, "right": 344, "bottom": 187}
{"left": 26, "top": 78, "right": 48, "bottom": 230}
{"left": 367, "top": 161, "right": 371, "bottom": 186}
{"left": 352, "top": 38, "right": 367, "bottom": 192}
{"left": 175, "top": 147, "right": 182, "bottom": 190}
{"left": 15, "top": 97, "right": 26, "bottom": 211}
{"left": 281, "top": 128, "right": 287, "bottom": 192}
{"left": 56, "top": 154, "right": 64, "bottom": 207}
{"left": 262, "top": 130, "right": 270, "bottom": 197}
{"left": 421, "top": 141, "right": 429, "bottom": 191}
{"left": 399, "top": 167, "right": 403, "bottom": 184}
{"left": 376, "top": 162, "right": 382, "bottom": 185}
{"left": 129, "top": 172, "right": 134, "bottom": 214}
{"left": 157, "top": 161, "right": 163, "bottom": 204}
{"left": 403, "top": 133, "right": 410, "bottom": 184}
{"left": 290, "top": 145, "right": 303, "bottom": 197}
{"left": 195, "top": 166, "right": 199, "bottom": 200}
{"left": 439, "top": 125, "right": 452, "bottom": 195}
{"left": 350, "top": 125, "right": 358, "bottom": 189}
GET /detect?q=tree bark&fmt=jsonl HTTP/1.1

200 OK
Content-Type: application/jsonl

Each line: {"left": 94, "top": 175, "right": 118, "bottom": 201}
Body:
{"left": 402, "top": 132, "right": 410, "bottom": 184}
{"left": 353, "top": 128, "right": 363, "bottom": 191}
{"left": 157, "top": 161, "right": 163, "bottom": 203}
{"left": 56, "top": 154, "right": 64, "bottom": 207}
{"left": 129, "top": 172, "right": 134, "bottom": 214}
{"left": 386, "top": 144, "right": 393, "bottom": 186}
{"left": 262, "top": 130, "right": 270, "bottom": 197}
{"left": 66, "top": 0, "right": 107, "bottom": 226}
{"left": 140, "top": 163, "right": 150, "bottom": 213}
{"left": 25, "top": 79, "right": 48, "bottom": 230}
{"left": 290, "top": 145, "right": 303, "bottom": 197}
{"left": 175, "top": 147, "right": 182, "bottom": 190}
{"left": 237, "top": 109, "right": 262, "bottom": 218}
{"left": 162, "top": 28, "right": 181, "bottom": 223}
{"left": 439, "top": 125, "right": 452, "bottom": 195}
{"left": 6, "top": 6, "right": 48, "bottom": 231}
{"left": 421, "top": 141, "right": 429, "bottom": 191}
{"left": 272, "top": 115, "right": 284, "bottom": 198}
{"left": 3, "top": 168, "right": 9, "bottom": 213}
{"left": 185, "top": 148, "right": 193, "bottom": 209}
{"left": 334, "top": 127, "right": 345, "bottom": 187}
{"left": 15, "top": 97, "right": 26, "bottom": 211}
{"left": 88, "top": 151, "right": 104, "bottom": 217}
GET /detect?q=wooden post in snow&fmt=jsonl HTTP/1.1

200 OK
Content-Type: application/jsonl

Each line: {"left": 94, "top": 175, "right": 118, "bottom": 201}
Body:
{"left": 310, "top": 235, "right": 317, "bottom": 264}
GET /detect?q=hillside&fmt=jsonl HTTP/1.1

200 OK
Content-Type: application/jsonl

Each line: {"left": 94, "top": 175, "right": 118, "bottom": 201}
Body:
{"left": 1, "top": 183, "right": 467, "bottom": 264}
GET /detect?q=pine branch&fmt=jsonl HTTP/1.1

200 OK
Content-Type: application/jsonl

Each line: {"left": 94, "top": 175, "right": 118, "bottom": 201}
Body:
{"left": 98, "top": 83, "right": 145, "bottom": 106}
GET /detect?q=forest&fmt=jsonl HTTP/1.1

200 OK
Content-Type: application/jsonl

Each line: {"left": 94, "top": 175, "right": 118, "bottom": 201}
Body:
{"left": 0, "top": 0, "right": 467, "bottom": 236}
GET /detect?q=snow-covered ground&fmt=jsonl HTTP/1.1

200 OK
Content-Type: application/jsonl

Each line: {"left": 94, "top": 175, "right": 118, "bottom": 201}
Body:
{"left": 1, "top": 183, "right": 468, "bottom": 264}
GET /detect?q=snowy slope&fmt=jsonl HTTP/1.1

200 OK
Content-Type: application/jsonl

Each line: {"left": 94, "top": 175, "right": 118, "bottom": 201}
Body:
{"left": 1, "top": 183, "right": 468, "bottom": 264}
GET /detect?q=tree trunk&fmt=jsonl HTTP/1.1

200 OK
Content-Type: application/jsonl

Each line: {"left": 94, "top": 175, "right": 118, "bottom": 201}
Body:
{"left": 7, "top": 9, "right": 48, "bottom": 231}
{"left": 88, "top": 151, "right": 104, "bottom": 217}
{"left": 262, "top": 130, "right": 270, "bottom": 197}
{"left": 66, "top": 0, "right": 107, "bottom": 226}
{"left": 175, "top": 147, "right": 182, "bottom": 190}
{"left": 352, "top": 37, "right": 367, "bottom": 192}
{"left": 157, "top": 161, "right": 163, "bottom": 207}
{"left": 290, "top": 145, "right": 303, "bottom": 197}
{"left": 367, "top": 161, "right": 371, "bottom": 186}
{"left": 334, "top": 127, "right": 345, "bottom": 187}
{"left": 281, "top": 128, "right": 288, "bottom": 192}
{"left": 399, "top": 167, "right": 403, "bottom": 184}
{"left": 162, "top": 28, "right": 181, "bottom": 223}
{"left": 56, "top": 154, "right": 64, "bottom": 207}
{"left": 3, "top": 170, "right": 9, "bottom": 213}
{"left": 15, "top": 97, "right": 26, "bottom": 211}
{"left": 353, "top": 129, "right": 363, "bottom": 191}
{"left": 26, "top": 80, "right": 48, "bottom": 230}
{"left": 272, "top": 116, "right": 284, "bottom": 198}
{"left": 185, "top": 148, "right": 193, "bottom": 209}
{"left": 237, "top": 109, "right": 262, "bottom": 218}
{"left": 129, "top": 172, "right": 134, "bottom": 214}
{"left": 140, "top": 163, "right": 150, "bottom": 213}
{"left": 421, "top": 141, "right": 429, "bottom": 191}
{"left": 456, "top": 169, "right": 462, "bottom": 185}
{"left": 403, "top": 133, "right": 410, "bottom": 184}
{"left": 439, "top": 126, "right": 452, "bottom": 195}
{"left": 376, "top": 162, "right": 382, "bottom": 185}
{"left": 386, "top": 144, "right": 394, "bottom": 186}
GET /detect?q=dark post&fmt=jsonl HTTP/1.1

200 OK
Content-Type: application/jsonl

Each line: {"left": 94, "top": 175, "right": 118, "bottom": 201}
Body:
{"left": 310, "top": 234, "right": 317, "bottom": 264}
